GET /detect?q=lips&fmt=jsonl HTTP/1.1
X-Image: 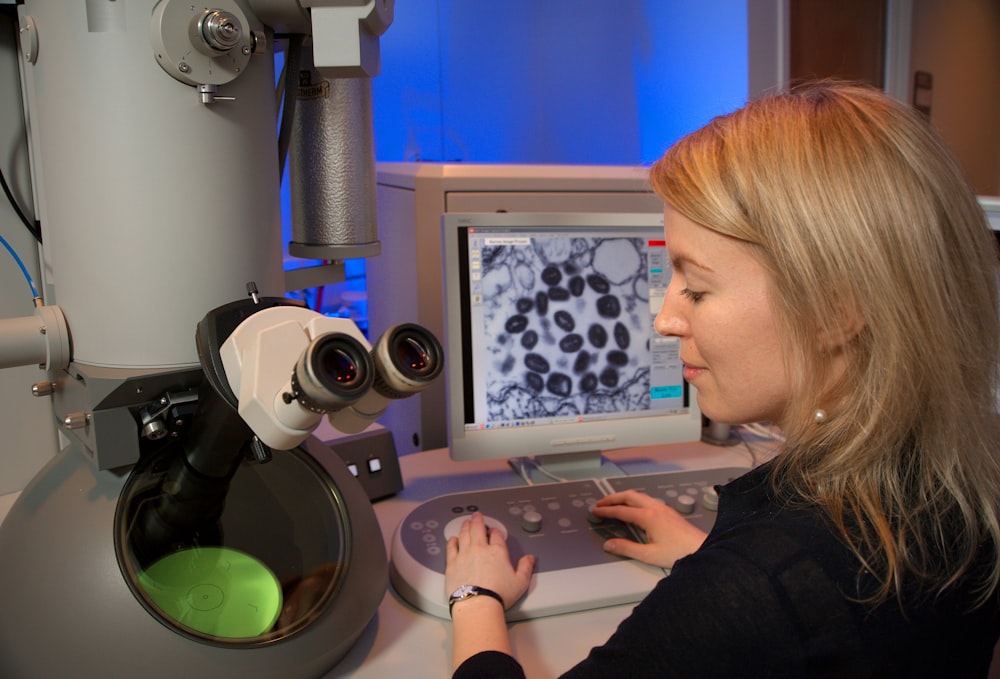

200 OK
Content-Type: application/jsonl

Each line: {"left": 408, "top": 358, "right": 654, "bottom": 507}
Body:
{"left": 682, "top": 363, "right": 706, "bottom": 382}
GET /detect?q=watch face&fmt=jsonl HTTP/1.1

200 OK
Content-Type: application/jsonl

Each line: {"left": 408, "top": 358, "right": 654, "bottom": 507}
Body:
{"left": 452, "top": 585, "right": 476, "bottom": 600}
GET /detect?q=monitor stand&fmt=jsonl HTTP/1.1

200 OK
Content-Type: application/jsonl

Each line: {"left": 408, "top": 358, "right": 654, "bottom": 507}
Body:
{"left": 528, "top": 450, "right": 624, "bottom": 483}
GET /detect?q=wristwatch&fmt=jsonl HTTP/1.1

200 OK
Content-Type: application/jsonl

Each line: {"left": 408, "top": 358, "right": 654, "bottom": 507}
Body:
{"left": 448, "top": 585, "right": 505, "bottom": 617}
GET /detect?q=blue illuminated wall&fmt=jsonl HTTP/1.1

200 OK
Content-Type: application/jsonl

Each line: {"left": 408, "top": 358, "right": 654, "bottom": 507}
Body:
{"left": 372, "top": 1, "right": 748, "bottom": 165}
{"left": 289, "top": 1, "right": 749, "bottom": 326}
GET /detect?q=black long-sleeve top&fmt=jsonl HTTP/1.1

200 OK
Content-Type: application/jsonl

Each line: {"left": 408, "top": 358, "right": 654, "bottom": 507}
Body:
{"left": 455, "top": 462, "right": 1000, "bottom": 678}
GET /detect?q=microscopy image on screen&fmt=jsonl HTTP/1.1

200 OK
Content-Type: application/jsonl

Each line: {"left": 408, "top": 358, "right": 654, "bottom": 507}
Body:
{"left": 478, "top": 236, "right": 651, "bottom": 422}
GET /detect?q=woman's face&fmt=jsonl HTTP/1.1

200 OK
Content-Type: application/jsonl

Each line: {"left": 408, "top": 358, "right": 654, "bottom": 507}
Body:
{"left": 655, "top": 205, "right": 791, "bottom": 428}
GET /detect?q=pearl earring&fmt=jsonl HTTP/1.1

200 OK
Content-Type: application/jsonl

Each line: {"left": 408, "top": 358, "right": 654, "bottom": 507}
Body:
{"left": 814, "top": 409, "right": 827, "bottom": 424}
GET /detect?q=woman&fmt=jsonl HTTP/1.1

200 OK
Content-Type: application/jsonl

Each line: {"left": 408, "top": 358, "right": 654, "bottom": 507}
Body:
{"left": 445, "top": 82, "right": 1000, "bottom": 677}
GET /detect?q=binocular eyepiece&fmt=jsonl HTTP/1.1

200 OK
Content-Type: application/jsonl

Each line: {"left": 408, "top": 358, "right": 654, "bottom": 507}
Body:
{"left": 218, "top": 300, "right": 444, "bottom": 450}
{"left": 289, "top": 322, "right": 443, "bottom": 434}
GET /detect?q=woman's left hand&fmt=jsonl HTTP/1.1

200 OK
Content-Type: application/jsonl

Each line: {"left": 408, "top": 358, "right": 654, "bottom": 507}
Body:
{"left": 591, "top": 489, "right": 708, "bottom": 568}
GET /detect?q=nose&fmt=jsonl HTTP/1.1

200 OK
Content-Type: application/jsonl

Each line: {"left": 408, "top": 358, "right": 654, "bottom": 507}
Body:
{"left": 654, "top": 278, "right": 689, "bottom": 338}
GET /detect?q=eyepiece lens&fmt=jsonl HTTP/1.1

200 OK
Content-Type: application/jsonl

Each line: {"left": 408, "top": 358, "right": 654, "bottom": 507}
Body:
{"left": 293, "top": 332, "right": 373, "bottom": 412}
{"left": 397, "top": 337, "right": 430, "bottom": 373}
{"left": 320, "top": 346, "right": 359, "bottom": 384}
{"left": 373, "top": 324, "right": 443, "bottom": 393}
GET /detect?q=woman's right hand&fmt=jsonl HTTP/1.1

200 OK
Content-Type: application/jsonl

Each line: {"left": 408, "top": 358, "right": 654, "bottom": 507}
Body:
{"left": 591, "top": 490, "right": 708, "bottom": 568}
{"left": 445, "top": 512, "right": 535, "bottom": 611}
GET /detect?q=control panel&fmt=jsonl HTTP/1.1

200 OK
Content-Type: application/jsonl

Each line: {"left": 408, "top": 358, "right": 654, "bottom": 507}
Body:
{"left": 389, "top": 466, "right": 747, "bottom": 620}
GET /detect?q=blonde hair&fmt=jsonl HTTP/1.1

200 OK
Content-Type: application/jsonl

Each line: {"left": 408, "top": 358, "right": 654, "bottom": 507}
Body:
{"left": 651, "top": 82, "right": 1000, "bottom": 606}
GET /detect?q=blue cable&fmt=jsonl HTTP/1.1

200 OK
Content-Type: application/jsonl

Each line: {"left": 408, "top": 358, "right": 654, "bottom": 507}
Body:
{"left": 0, "top": 230, "right": 40, "bottom": 299}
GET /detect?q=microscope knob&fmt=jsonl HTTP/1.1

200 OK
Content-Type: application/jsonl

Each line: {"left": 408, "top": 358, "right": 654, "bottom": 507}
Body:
{"left": 701, "top": 487, "right": 720, "bottom": 512}
{"left": 63, "top": 412, "right": 91, "bottom": 430}
{"left": 248, "top": 436, "right": 273, "bottom": 464}
{"left": 141, "top": 419, "right": 168, "bottom": 441}
{"left": 31, "top": 381, "right": 56, "bottom": 397}
{"left": 675, "top": 494, "right": 696, "bottom": 515}
{"left": 521, "top": 511, "right": 543, "bottom": 533}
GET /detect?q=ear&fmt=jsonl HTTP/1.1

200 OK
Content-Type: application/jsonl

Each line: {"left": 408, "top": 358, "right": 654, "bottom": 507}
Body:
{"left": 816, "top": 304, "right": 866, "bottom": 351}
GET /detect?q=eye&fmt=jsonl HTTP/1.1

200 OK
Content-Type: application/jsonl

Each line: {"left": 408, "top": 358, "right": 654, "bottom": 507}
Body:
{"left": 680, "top": 287, "right": 704, "bottom": 303}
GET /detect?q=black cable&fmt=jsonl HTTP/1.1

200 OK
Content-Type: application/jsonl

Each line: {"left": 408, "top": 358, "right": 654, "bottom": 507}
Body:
{"left": 2, "top": 8, "right": 42, "bottom": 243}
{"left": 276, "top": 34, "right": 304, "bottom": 182}
{"left": 0, "top": 165, "right": 40, "bottom": 243}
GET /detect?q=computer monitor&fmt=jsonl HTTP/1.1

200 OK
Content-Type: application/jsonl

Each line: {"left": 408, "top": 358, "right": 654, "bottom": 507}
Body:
{"left": 440, "top": 212, "right": 702, "bottom": 480}
{"left": 982, "top": 196, "right": 1000, "bottom": 235}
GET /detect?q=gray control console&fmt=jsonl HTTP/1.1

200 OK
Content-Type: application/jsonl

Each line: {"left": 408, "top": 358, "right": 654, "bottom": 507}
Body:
{"left": 389, "top": 466, "right": 747, "bottom": 620}
{"left": 604, "top": 466, "right": 747, "bottom": 533}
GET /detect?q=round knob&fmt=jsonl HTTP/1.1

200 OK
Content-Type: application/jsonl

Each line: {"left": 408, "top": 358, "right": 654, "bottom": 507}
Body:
{"left": 142, "top": 419, "right": 168, "bottom": 441}
{"left": 675, "top": 494, "right": 696, "bottom": 515}
{"left": 701, "top": 487, "right": 720, "bottom": 512}
{"left": 31, "top": 381, "right": 56, "bottom": 397}
{"left": 199, "top": 10, "right": 242, "bottom": 53}
{"left": 63, "top": 412, "right": 90, "bottom": 430}
{"left": 521, "top": 511, "right": 542, "bottom": 533}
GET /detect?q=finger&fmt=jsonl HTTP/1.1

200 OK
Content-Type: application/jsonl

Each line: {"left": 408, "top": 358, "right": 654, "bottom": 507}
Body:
{"left": 596, "top": 489, "right": 656, "bottom": 508}
{"left": 514, "top": 554, "right": 536, "bottom": 581}
{"left": 456, "top": 512, "right": 483, "bottom": 545}
{"left": 468, "top": 512, "right": 491, "bottom": 545}
{"left": 487, "top": 524, "right": 507, "bottom": 544}
{"left": 457, "top": 515, "right": 473, "bottom": 546}
{"left": 590, "top": 503, "right": 644, "bottom": 526}
{"left": 603, "top": 537, "right": 656, "bottom": 563}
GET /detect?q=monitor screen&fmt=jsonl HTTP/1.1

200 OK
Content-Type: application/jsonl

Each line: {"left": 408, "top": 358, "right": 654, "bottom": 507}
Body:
{"left": 440, "top": 212, "right": 702, "bottom": 479}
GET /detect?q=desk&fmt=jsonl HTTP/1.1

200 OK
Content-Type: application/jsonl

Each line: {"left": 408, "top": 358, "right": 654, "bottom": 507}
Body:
{"left": 0, "top": 439, "right": 761, "bottom": 678}
{"left": 6, "top": 438, "right": 1000, "bottom": 677}
{"left": 326, "top": 439, "right": 760, "bottom": 678}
